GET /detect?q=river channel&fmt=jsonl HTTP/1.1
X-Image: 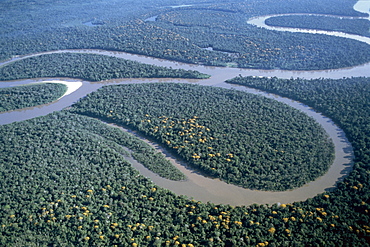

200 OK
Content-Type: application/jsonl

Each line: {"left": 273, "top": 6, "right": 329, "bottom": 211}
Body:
{"left": 0, "top": 1, "right": 369, "bottom": 205}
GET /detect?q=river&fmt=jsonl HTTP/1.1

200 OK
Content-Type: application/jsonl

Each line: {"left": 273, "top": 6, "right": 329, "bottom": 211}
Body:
{"left": 0, "top": 1, "right": 369, "bottom": 205}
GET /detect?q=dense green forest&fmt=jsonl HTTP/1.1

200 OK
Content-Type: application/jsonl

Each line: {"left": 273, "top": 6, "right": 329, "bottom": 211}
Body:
{"left": 1, "top": 0, "right": 369, "bottom": 70}
{"left": 148, "top": 5, "right": 370, "bottom": 69}
{"left": 0, "top": 53, "right": 210, "bottom": 81}
{"left": 1, "top": 0, "right": 370, "bottom": 245}
{"left": 226, "top": 76, "right": 370, "bottom": 169}
{"left": 223, "top": 75, "right": 370, "bottom": 244}
{"left": 265, "top": 15, "right": 370, "bottom": 37}
{"left": 69, "top": 83, "right": 334, "bottom": 191}
{"left": 80, "top": 120, "right": 186, "bottom": 181}
{"left": 0, "top": 83, "right": 66, "bottom": 112}
{"left": 1, "top": 78, "right": 370, "bottom": 246}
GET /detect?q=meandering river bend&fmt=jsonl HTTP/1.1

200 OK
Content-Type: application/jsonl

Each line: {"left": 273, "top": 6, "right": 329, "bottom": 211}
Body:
{"left": 0, "top": 1, "right": 369, "bottom": 205}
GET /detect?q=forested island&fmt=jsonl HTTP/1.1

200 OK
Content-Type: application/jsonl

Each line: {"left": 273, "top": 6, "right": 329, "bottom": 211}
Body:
{"left": 1, "top": 0, "right": 370, "bottom": 246}
{"left": 0, "top": 83, "right": 67, "bottom": 112}
{"left": 0, "top": 53, "right": 210, "bottom": 81}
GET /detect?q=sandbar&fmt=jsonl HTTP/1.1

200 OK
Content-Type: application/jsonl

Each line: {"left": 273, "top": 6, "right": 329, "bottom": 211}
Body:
{"left": 43, "top": 80, "right": 83, "bottom": 99}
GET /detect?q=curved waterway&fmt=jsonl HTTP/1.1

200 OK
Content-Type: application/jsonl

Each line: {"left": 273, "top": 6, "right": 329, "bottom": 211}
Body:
{"left": 247, "top": 14, "right": 370, "bottom": 45}
{"left": 247, "top": 0, "right": 370, "bottom": 46}
{"left": 1, "top": 1, "right": 369, "bottom": 205}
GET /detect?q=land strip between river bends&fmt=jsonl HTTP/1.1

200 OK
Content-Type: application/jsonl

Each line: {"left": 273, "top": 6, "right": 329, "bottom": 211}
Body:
{"left": 247, "top": 14, "right": 370, "bottom": 46}
{"left": 247, "top": 0, "right": 370, "bottom": 46}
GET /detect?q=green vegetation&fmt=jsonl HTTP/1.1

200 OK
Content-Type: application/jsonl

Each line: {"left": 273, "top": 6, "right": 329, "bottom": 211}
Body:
{"left": 81, "top": 120, "right": 186, "bottom": 181}
{"left": 0, "top": 83, "right": 67, "bottom": 112}
{"left": 1, "top": 77, "right": 370, "bottom": 245}
{"left": 226, "top": 76, "right": 370, "bottom": 167}
{"left": 1, "top": 0, "right": 369, "bottom": 70}
{"left": 69, "top": 83, "right": 334, "bottom": 191}
{"left": 150, "top": 4, "right": 370, "bottom": 70}
{"left": 224, "top": 75, "right": 370, "bottom": 244}
{"left": 1, "top": 0, "right": 370, "bottom": 245}
{"left": 266, "top": 15, "right": 370, "bottom": 37}
{"left": 0, "top": 53, "right": 210, "bottom": 81}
